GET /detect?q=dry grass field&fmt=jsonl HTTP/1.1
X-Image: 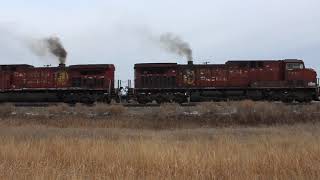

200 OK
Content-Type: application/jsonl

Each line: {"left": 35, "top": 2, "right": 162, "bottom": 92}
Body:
{"left": 0, "top": 101, "right": 320, "bottom": 179}
{"left": 1, "top": 101, "right": 320, "bottom": 128}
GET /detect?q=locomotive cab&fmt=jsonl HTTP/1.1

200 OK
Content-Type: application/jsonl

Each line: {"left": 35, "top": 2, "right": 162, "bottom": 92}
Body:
{"left": 283, "top": 59, "right": 317, "bottom": 88}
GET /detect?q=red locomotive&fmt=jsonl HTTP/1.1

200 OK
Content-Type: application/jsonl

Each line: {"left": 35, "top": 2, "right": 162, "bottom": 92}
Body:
{"left": 134, "top": 59, "right": 319, "bottom": 103}
{"left": 0, "top": 63, "right": 115, "bottom": 104}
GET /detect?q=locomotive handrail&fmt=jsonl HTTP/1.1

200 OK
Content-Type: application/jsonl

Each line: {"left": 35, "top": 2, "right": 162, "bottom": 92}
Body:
{"left": 108, "top": 80, "right": 112, "bottom": 96}
{"left": 317, "top": 78, "right": 320, "bottom": 99}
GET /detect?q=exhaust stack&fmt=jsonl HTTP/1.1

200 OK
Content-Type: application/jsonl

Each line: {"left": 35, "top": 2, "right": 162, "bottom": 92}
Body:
{"left": 59, "top": 62, "right": 66, "bottom": 68}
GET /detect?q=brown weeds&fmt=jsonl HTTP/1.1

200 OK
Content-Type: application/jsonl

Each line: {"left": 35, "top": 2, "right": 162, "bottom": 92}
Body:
{"left": 0, "top": 102, "right": 320, "bottom": 179}
{"left": 0, "top": 125, "right": 320, "bottom": 179}
{"left": 0, "top": 101, "right": 319, "bottom": 129}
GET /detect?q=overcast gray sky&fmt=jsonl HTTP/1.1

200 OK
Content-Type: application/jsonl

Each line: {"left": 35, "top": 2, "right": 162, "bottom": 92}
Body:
{"left": 1, "top": 0, "right": 319, "bottom": 80}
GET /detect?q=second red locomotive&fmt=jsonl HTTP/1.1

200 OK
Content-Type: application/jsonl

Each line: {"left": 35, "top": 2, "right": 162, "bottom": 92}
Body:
{"left": 134, "top": 59, "right": 318, "bottom": 103}
{"left": 0, "top": 63, "right": 115, "bottom": 104}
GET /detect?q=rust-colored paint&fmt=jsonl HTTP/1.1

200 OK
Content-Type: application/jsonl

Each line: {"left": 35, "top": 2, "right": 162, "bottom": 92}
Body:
{"left": 0, "top": 64, "right": 115, "bottom": 91}
{"left": 134, "top": 59, "right": 317, "bottom": 89}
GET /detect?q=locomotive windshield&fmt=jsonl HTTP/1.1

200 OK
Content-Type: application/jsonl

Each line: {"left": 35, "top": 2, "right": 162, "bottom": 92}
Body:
{"left": 286, "top": 63, "right": 304, "bottom": 70}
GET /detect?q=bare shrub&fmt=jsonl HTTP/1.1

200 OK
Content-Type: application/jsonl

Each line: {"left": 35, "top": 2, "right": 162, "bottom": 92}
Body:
{"left": 191, "top": 101, "right": 320, "bottom": 126}
{"left": 195, "top": 102, "right": 223, "bottom": 114}
{"left": 73, "top": 103, "right": 90, "bottom": 116}
{"left": 94, "top": 103, "right": 109, "bottom": 115}
{"left": 106, "top": 105, "right": 126, "bottom": 117}
{"left": 0, "top": 103, "right": 14, "bottom": 118}
{"left": 93, "top": 104, "right": 126, "bottom": 117}
{"left": 47, "top": 104, "right": 72, "bottom": 116}
{"left": 0, "top": 101, "right": 320, "bottom": 129}
{"left": 159, "top": 103, "right": 183, "bottom": 118}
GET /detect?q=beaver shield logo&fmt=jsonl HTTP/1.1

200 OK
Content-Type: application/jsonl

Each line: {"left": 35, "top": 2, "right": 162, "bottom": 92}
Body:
{"left": 183, "top": 69, "right": 195, "bottom": 85}
{"left": 56, "top": 71, "right": 69, "bottom": 86}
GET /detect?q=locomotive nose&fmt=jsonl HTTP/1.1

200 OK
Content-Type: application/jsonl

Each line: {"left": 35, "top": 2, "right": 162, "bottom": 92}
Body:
{"left": 306, "top": 68, "right": 317, "bottom": 74}
{"left": 306, "top": 68, "right": 318, "bottom": 85}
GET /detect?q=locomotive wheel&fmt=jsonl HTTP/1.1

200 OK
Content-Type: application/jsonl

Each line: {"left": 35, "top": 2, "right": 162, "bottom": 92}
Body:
{"left": 295, "top": 93, "right": 312, "bottom": 103}
{"left": 137, "top": 96, "right": 148, "bottom": 104}
{"left": 155, "top": 95, "right": 169, "bottom": 104}
{"left": 137, "top": 99, "right": 147, "bottom": 104}
{"left": 250, "top": 96, "right": 262, "bottom": 101}
{"left": 63, "top": 93, "right": 78, "bottom": 105}
{"left": 80, "top": 96, "right": 95, "bottom": 105}
{"left": 104, "top": 97, "right": 112, "bottom": 104}
{"left": 295, "top": 96, "right": 305, "bottom": 103}
{"left": 304, "top": 96, "right": 313, "bottom": 103}
{"left": 173, "top": 94, "right": 187, "bottom": 104}
{"left": 282, "top": 95, "right": 294, "bottom": 103}
{"left": 115, "top": 97, "right": 121, "bottom": 103}
{"left": 270, "top": 95, "right": 281, "bottom": 102}
{"left": 155, "top": 98, "right": 163, "bottom": 104}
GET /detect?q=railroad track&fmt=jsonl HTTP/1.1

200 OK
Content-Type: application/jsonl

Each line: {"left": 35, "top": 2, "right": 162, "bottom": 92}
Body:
{"left": 13, "top": 102, "right": 59, "bottom": 107}
{"left": 123, "top": 103, "right": 197, "bottom": 107}
{"left": 10, "top": 101, "right": 319, "bottom": 107}
{"left": 12, "top": 102, "right": 197, "bottom": 107}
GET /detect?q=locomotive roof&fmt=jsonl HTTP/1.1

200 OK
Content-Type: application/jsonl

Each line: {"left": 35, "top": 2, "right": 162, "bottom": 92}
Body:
{"left": 69, "top": 64, "right": 115, "bottom": 69}
{"left": 135, "top": 63, "right": 177, "bottom": 68}
{"left": 0, "top": 64, "right": 34, "bottom": 70}
{"left": 0, "top": 64, "right": 34, "bottom": 68}
{"left": 135, "top": 59, "right": 305, "bottom": 68}
{"left": 226, "top": 59, "right": 303, "bottom": 64}
{"left": 283, "top": 59, "right": 304, "bottom": 63}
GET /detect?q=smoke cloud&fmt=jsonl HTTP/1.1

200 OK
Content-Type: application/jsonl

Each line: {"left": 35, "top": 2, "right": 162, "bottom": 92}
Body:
{"left": 158, "top": 32, "right": 193, "bottom": 62}
{"left": 28, "top": 36, "right": 67, "bottom": 64}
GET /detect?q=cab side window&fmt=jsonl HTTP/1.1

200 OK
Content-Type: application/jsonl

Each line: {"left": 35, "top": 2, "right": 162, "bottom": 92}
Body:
{"left": 286, "top": 63, "right": 304, "bottom": 70}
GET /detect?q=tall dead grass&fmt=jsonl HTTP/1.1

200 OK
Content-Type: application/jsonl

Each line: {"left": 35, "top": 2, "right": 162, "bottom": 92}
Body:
{"left": 0, "top": 102, "right": 320, "bottom": 179}
{"left": 0, "top": 125, "right": 320, "bottom": 179}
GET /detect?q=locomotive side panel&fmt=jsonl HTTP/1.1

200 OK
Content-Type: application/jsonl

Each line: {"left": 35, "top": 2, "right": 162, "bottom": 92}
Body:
{"left": 11, "top": 67, "right": 68, "bottom": 89}
{"left": 68, "top": 64, "right": 115, "bottom": 90}
{"left": 248, "top": 61, "right": 283, "bottom": 84}
{"left": 134, "top": 63, "right": 178, "bottom": 89}
{"left": 176, "top": 61, "right": 285, "bottom": 89}
{"left": 226, "top": 61, "right": 285, "bottom": 88}
{"left": 177, "top": 65, "right": 229, "bottom": 88}
{"left": 0, "top": 71, "right": 12, "bottom": 90}
{"left": 227, "top": 65, "right": 249, "bottom": 87}
{"left": 195, "top": 65, "right": 228, "bottom": 87}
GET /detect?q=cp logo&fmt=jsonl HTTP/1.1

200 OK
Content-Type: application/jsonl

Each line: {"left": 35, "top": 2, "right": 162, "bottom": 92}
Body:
{"left": 56, "top": 71, "right": 69, "bottom": 86}
{"left": 183, "top": 69, "right": 195, "bottom": 85}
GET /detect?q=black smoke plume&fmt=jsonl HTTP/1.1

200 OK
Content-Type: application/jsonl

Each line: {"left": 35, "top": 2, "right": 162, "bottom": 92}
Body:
{"left": 45, "top": 37, "right": 67, "bottom": 64}
{"left": 158, "top": 32, "right": 193, "bottom": 62}
{"left": 28, "top": 36, "right": 67, "bottom": 64}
